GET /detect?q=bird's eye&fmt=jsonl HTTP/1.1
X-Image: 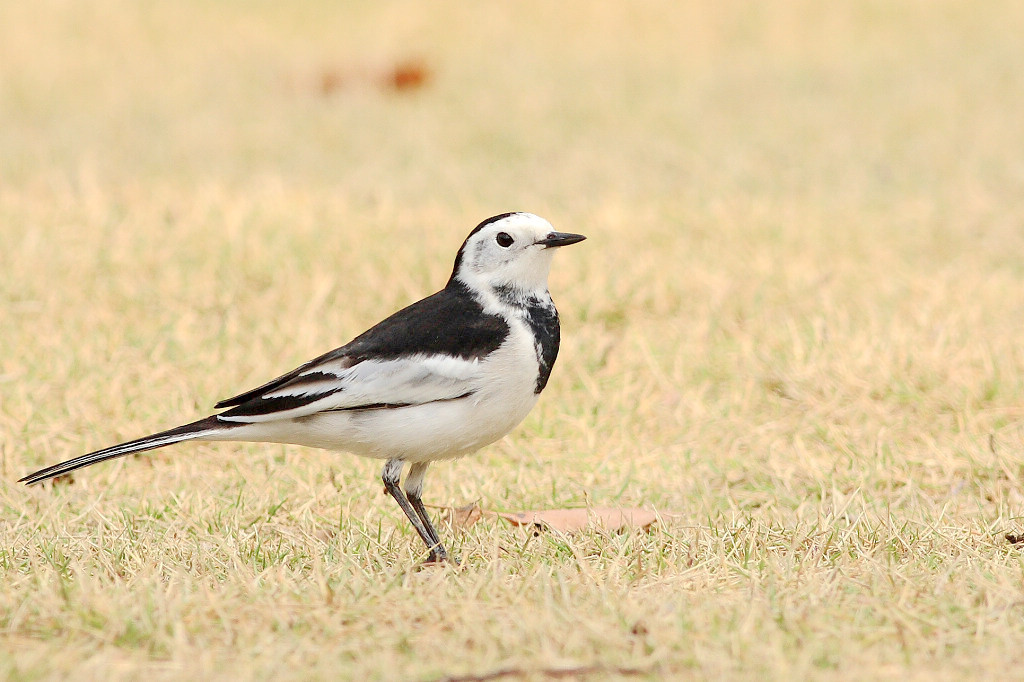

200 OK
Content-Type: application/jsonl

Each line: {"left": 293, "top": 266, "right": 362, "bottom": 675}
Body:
{"left": 496, "top": 232, "right": 514, "bottom": 248}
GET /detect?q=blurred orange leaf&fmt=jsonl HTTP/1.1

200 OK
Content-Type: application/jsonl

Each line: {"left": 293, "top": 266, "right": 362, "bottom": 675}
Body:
{"left": 318, "top": 68, "right": 347, "bottom": 96}
{"left": 308, "top": 58, "right": 431, "bottom": 97}
{"left": 386, "top": 60, "right": 430, "bottom": 91}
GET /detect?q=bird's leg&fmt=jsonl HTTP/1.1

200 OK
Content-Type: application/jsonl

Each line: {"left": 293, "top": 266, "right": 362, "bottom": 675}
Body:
{"left": 404, "top": 462, "right": 448, "bottom": 563}
{"left": 381, "top": 459, "right": 445, "bottom": 562}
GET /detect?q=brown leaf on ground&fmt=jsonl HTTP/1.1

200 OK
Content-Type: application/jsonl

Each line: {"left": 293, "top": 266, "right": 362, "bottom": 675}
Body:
{"left": 428, "top": 501, "right": 659, "bottom": 532}
{"left": 442, "top": 503, "right": 484, "bottom": 529}
{"left": 385, "top": 60, "right": 430, "bottom": 91}
{"left": 430, "top": 504, "right": 662, "bottom": 533}
{"left": 493, "top": 507, "right": 659, "bottom": 533}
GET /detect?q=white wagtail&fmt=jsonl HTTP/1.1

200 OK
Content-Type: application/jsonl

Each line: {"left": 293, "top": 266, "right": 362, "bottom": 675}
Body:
{"left": 21, "top": 212, "right": 585, "bottom": 563}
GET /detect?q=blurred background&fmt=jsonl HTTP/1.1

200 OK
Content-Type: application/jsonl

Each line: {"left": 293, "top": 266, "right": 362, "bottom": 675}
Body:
{"left": 6, "top": 1, "right": 1021, "bottom": 209}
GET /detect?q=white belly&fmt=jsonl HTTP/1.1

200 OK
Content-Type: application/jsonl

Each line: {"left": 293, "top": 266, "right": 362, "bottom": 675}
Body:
{"left": 219, "top": 322, "right": 542, "bottom": 462}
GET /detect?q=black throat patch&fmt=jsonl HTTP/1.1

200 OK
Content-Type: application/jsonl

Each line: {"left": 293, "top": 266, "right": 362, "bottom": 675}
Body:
{"left": 496, "top": 285, "right": 561, "bottom": 394}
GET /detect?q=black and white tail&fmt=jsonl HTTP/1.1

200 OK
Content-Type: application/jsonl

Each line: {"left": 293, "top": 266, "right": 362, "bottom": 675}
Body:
{"left": 19, "top": 416, "right": 228, "bottom": 485}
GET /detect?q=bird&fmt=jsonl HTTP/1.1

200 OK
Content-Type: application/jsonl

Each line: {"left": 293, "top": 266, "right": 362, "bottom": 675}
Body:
{"left": 20, "top": 212, "right": 586, "bottom": 563}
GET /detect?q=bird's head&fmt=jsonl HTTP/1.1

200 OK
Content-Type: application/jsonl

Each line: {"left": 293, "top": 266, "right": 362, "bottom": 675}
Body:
{"left": 450, "top": 213, "right": 586, "bottom": 298}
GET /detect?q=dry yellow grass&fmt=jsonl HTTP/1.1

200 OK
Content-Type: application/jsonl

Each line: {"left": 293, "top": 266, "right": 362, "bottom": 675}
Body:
{"left": 3, "top": 1, "right": 1024, "bottom": 679}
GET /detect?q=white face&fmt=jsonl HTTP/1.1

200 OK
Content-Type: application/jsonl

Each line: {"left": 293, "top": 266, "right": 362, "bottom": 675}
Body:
{"left": 454, "top": 213, "right": 567, "bottom": 295}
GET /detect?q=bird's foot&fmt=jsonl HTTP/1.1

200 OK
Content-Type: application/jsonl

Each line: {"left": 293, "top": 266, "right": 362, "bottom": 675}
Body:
{"left": 420, "top": 549, "right": 459, "bottom": 568}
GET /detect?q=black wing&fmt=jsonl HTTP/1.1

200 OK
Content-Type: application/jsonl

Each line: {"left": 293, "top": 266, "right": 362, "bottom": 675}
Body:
{"left": 214, "top": 282, "right": 510, "bottom": 418}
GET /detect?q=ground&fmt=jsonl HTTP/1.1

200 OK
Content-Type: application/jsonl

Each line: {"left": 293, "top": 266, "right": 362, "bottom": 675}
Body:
{"left": 3, "top": 1, "right": 1024, "bottom": 680}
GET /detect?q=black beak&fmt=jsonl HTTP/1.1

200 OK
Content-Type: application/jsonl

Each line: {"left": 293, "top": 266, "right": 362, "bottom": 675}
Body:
{"left": 536, "top": 231, "right": 587, "bottom": 248}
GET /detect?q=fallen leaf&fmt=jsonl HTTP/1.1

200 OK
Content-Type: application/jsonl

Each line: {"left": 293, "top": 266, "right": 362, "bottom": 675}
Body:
{"left": 492, "top": 507, "right": 659, "bottom": 533}
{"left": 442, "top": 503, "right": 483, "bottom": 529}
{"left": 318, "top": 68, "right": 347, "bottom": 96}
{"left": 386, "top": 59, "right": 430, "bottom": 91}
{"left": 303, "top": 58, "right": 431, "bottom": 98}
{"left": 428, "top": 504, "right": 664, "bottom": 534}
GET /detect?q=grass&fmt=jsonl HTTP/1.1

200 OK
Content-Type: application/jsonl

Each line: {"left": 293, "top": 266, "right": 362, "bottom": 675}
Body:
{"left": 3, "top": 0, "right": 1024, "bottom": 679}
